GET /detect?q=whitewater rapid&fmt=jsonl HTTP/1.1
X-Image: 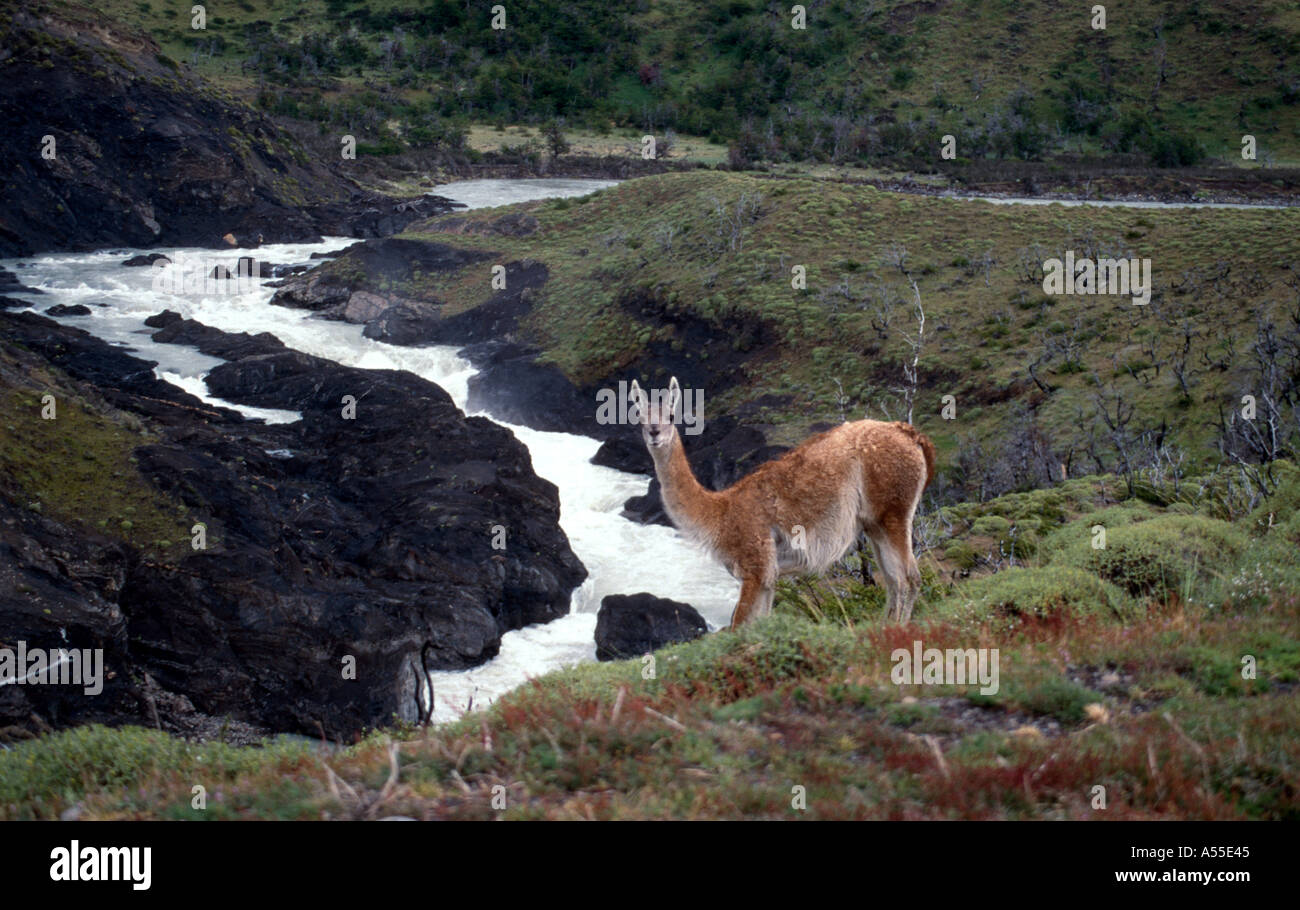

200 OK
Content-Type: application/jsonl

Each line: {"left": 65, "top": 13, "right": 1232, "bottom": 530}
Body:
{"left": 0, "top": 178, "right": 739, "bottom": 724}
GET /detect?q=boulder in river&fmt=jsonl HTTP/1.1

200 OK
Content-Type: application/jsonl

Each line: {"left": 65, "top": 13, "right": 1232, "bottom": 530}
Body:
{"left": 122, "top": 253, "right": 171, "bottom": 268}
{"left": 44, "top": 304, "right": 92, "bottom": 317}
{"left": 594, "top": 593, "right": 709, "bottom": 661}
{"left": 143, "top": 309, "right": 183, "bottom": 328}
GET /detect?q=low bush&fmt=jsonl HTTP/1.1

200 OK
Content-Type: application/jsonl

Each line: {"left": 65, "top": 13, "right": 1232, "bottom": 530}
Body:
{"left": 1051, "top": 514, "right": 1246, "bottom": 599}
{"left": 935, "top": 565, "right": 1132, "bottom": 631}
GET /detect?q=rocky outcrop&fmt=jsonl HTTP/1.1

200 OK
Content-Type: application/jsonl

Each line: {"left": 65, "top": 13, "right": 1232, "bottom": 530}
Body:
{"left": 422, "top": 212, "right": 541, "bottom": 238}
{"left": 0, "top": 266, "right": 43, "bottom": 298}
{"left": 148, "top": 315, "right": 287, "bottom": 360}
{"left": 461, "top": 342, "right": 598, "bottom": 435}
{"left": 267, "top": 239, "right": 550, "bottom": 348}
{"left": 594, "top": 593, "right": 708, "bottom": 661}
{"left": 414, "top": 260, "right": 549, "bottom": 345}
{"left": 0, "top": 503, "right": 139, "bottom": 731}
{"left": 270, "top": 238, "right": 489, "bottom": 316}
{"left": 0, "top": 311, "right": 586, "bottom": 739}
{"left": 266, "top": 230, "right": 788, "bottom": 492}
{"left": 0, "top": 2, "right": 461, "bottom": 256}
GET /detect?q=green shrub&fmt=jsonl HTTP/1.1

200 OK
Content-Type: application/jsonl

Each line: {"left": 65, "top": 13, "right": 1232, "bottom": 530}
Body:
{"left": 1246, "top": 460, "right": 1300, "bottom": 536}
{"left": 944, "top": 540, "right": 978, "bottom": 570}
{"left": 970, "top": 515, "right": 1011, "bottom": 538}
{"left": 1077, "top": 502, "right": 1160, "bottom": 529}
{"left": 1035, "top": 504, "right": 1156, "bottom": 560}
{"left": 1053, "top": 514, "right": 1246, "bottom": 599}
{"left": 1017, "top": 676, "right": 1106, "bottom": 724}
{"left": 937, "top": 565, "right": 1132, "bottom": 630}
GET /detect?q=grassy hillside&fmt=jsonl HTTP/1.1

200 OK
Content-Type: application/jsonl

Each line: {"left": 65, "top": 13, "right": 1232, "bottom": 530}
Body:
{"left": 0, "top": 339, "right": 197, "bottom": 560}
{"left": 87, "top": 0, "right": 1300, "bottom": 165}
{"left": 372, "top": 170, "right": 1300, "bottom": 497}
{"left": 4, "top": 466, "right": 1297, "bottom": 820}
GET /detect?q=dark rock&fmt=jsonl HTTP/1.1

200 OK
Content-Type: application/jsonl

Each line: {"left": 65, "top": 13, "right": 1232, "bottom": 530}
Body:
{"left": 0, "top": 311, "right": 226, "bottom": 423}
{"left": 122, "top": 253, "right": 171, "bottom": 268}
{"left": 361, "top": 301, "right": 443, "bottom": 346}
{"left": 594, "top": 593, "right": 708, "bottom": 661}
{"left": 457, "top": 340, "right": 533, "bottom": 369}
{"left": 270, "top": 238, "right": 491, "bottom": 317}
{"left": 149, "top": 317, "right": 287, "bottom": 360}
{"left": 591, "top": 434, "right": 653, "bottom": 475}
{"left": 466, "top": 354, "right": 594, "bottom": 435}
{"left": 621, "top": 478, "right": 669, "bottom": 526}
{"left": 269, "top": 241, "right": 553, "bottom": 365}
{"left": 267, "top": 263, "right": 309, "bottom": 278}
{"left": 270, "top": 244, "right": 543, "bottom": 349}
{"left": 303, "top": 195, "right": 463, "bottom": 240}
{"left": 0, "top": 504, "right": 139, "bottom": 730}
{"left": 44, "top": 304, "right": 92, "bottom": 317}
{"left": 0, "top": 312, "right": 587, "bottom": 738}
{"left": 417, "top": 260, "right": 548, "bottom": 345}
{"left": 143, "top": 309, "right": 183, "bottom": 328}
{"left": 615, "top": 285, "right": 773, "bottom": 400}
{"left": 0, "top": 266, "right": 42, "bottom": 296}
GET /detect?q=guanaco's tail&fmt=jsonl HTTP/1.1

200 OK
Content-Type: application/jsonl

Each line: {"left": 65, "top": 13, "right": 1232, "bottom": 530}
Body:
{"left": 895, "top": 422, "right": 937, "bottom": 489}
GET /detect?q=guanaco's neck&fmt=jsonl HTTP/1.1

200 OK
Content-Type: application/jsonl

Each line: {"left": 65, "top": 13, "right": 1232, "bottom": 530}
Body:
{"left": 651, "top": 434, "right": 724, "bottom": 534}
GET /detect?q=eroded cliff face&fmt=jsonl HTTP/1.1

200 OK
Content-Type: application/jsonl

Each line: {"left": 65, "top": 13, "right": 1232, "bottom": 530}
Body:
{"left": 0, "top": 311, "right": 586, "bottom": 740}
{"left": 0, "top": 1, "right": 459, "bottom": 256}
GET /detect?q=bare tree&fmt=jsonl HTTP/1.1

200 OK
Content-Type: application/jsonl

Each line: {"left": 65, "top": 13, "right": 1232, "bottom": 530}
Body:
{"left": 860, "top": 277, "right": 901, "bottom": 340}
{"left": 1215, "top": 299, "right": 1300, "bottom": 496}
{"left": 1090, "top": 374, "right": 1141, "bottom": 496}
{"left": 709, "top": 192, "right": 765, "bottom": 253}
{"left": 898, "top": 279, "right": 926, "bottom": 425}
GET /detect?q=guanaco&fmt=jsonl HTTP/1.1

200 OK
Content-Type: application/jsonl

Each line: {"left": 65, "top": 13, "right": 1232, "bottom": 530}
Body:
{"left": 630, "top": 377, "right": 935, "bottom": 627}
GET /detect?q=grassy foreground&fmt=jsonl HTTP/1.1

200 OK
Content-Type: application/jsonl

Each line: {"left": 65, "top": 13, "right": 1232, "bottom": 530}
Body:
{"left": 3, "top": 465, "right": 1296, "bottom": 820}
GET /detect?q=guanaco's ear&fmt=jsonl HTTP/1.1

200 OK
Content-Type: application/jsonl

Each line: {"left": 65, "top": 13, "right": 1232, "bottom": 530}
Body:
{"left": 628, "top": 379, "right": 647, "bottom": 423}
{"left": 667, "top": 376, "right": 681, "bottom": 416}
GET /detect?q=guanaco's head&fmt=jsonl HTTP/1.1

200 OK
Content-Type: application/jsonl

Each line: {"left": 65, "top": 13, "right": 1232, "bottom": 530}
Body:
{"left": 629, "top": 377, "right": 681, "bottom": 453}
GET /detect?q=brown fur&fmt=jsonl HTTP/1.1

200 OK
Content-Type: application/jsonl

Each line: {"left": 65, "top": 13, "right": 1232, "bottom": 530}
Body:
{"left": 630, "top": 378, "right": 935, "bottom": 629}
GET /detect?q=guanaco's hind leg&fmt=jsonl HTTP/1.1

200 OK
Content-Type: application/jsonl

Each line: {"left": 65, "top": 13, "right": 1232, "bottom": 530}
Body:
{"left": 865, "top": 532, "right": 899, "bottom": 621}
{"left": 870, "top": 516, "right": 919, "bottom": 623}
{"left": 887, "top": 517, "right": 922, "bottom": 623}
{"left": 730, "top": 576, "right": 771, "bottom": 628}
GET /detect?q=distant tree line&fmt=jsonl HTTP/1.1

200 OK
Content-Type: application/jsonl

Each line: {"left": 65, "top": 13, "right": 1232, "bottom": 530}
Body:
{"left": 185, "top": 0, "right": 1295, "bottom": 166}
